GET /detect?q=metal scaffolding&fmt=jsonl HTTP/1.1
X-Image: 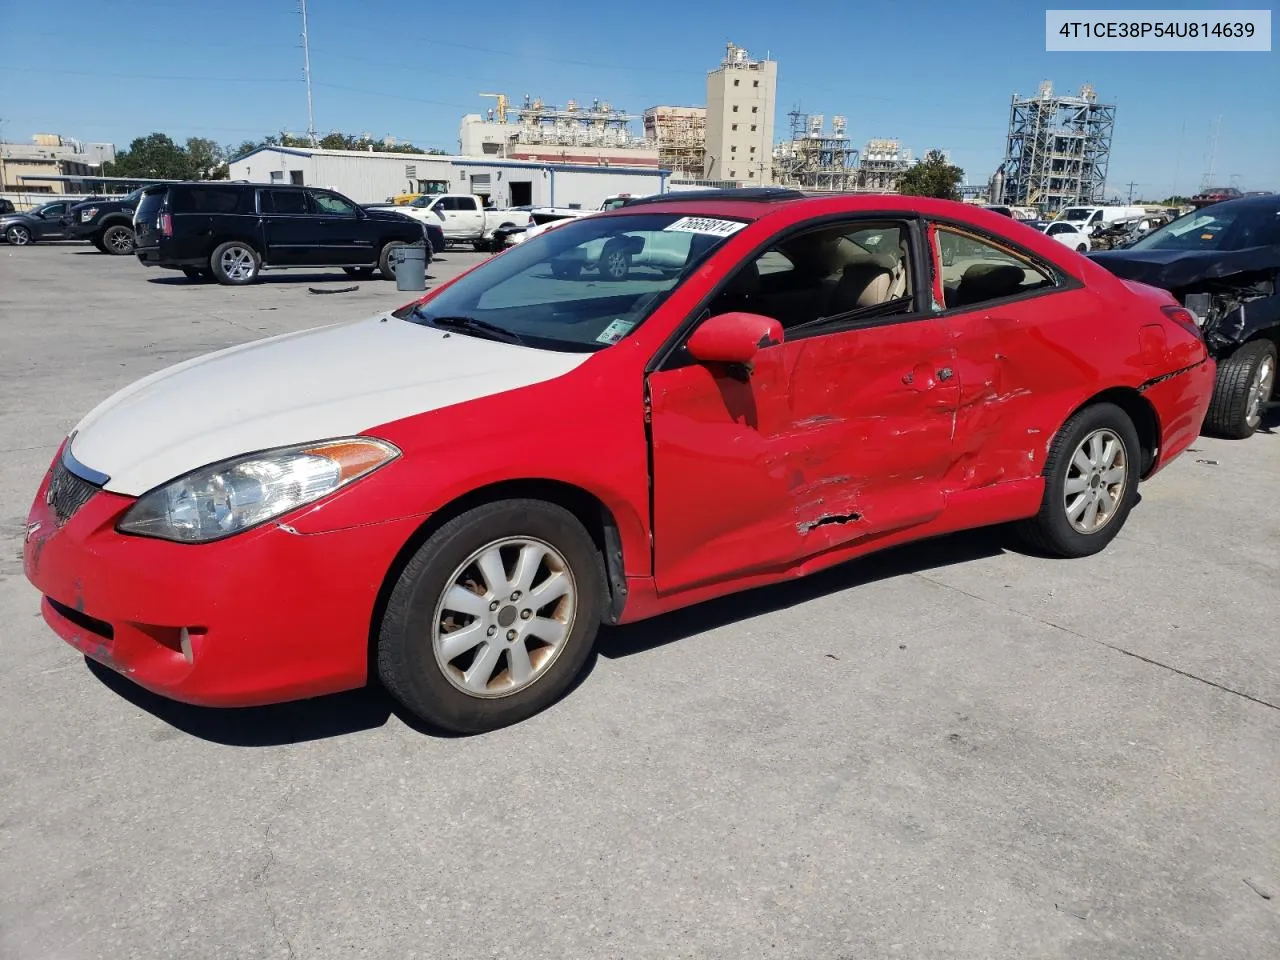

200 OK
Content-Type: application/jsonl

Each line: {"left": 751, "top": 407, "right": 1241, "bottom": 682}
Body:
{"left": 1000, "top": 81, "right": 1115, "bottom": 214}
{"left": 643, "top": 106, "right": 706, "bottom": 178}
{"left": 509, "top": 95, "right": 648, "bottom": 150}
{"left": 857, "top": 138, "right": 914, "bottom": 192}
{"left": 774, "top": 110, "right": 858, "bottom": 192}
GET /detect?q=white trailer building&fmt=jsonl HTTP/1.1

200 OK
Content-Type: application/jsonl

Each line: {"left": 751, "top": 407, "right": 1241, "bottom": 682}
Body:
{"left": 228, "top": 147, "right": 676, "bottom": 210}
{"left": 450, "top": 159, "right": 671, "bottom": 209}
{"left": 228, "top": 147, "right": 455, "bottom": 203}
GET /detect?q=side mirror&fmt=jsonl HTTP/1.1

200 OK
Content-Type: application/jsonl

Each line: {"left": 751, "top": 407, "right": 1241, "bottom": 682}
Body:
{"left": 686, "top": 311, "right": 783, "bottom": 366}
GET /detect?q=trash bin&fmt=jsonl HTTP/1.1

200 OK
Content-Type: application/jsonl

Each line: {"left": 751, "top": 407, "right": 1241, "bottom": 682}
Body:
{"left": 394, "top": 243, "right": 427, "bottom": 292}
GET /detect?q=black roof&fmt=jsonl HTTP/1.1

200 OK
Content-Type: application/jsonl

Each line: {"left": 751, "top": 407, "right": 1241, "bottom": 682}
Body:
{"left": 622, "top": 187, "right": 807, "bottom": 207}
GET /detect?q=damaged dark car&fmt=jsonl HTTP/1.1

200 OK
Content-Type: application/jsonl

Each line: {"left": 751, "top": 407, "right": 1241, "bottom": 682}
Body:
{"left": 1090, "top": 194, "right": 1280, "bottom": 438}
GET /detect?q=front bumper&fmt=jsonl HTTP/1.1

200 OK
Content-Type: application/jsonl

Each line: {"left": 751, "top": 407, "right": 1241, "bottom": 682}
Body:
{"left": 23, "top": 447, "right": 424, "bottom": 708}
{"left": 64, "top": 220, "right": 102, "bottom": 239}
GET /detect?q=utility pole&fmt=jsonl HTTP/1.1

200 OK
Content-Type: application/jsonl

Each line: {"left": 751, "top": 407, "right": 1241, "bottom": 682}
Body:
{"left": 300, "top": 0, "right": 317, "bottom": 146}
{"left": 1125, "top": 180, "right": 1138, "bottom": 203}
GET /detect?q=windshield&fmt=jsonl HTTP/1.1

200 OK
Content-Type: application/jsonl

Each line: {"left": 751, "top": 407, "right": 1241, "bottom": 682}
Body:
{"left": 402, "top": 212, "right": 747, "bottom": 351}
{"left": 600, "top": 198, "right": 631, "bottom": 211}
{"left": 1128, "top": 201, "right": 1280, "bottom": 252}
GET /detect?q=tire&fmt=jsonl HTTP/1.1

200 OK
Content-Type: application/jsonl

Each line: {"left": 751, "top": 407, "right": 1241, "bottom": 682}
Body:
{"left": 378, "top": 241, "right": 408, "bottom": 280}
{"left": 1075, "top": 243, "right": 1088, "bottom": 253}
{"left": 598, "top": 239, "right": 631, "bottom": 281}
{"left": 1203, "top": 339, "right": 1277, "bottom": 439}
{"left": 210, "top": 240, "right": 261, "bottom": 285}
{"left": 5, "top": 224, "right": 32, "bottom": 246}
{"left": 343, "top": 267, "right": 375, "bottom": 279}
{"left": 1016, "top": 402, "right": 1140, "bottom": 558}
{"left": 377, "top": 499, "right": 606, "bottom": 734}
{"left": 101, "top": 224, "right": 135, "bottom": 255}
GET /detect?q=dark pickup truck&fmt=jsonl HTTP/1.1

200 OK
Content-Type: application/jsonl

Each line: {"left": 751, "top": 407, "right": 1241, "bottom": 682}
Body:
{"left": 134, "top": 182, "right": 431, "bottom": 284}
{"left": 64, "top": 187, "right": 144, "bottom": 254}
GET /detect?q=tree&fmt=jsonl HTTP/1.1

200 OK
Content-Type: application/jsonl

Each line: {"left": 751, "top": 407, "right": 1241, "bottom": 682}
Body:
{"left": 898, "top": 150, "right": 965, "bottom": 201}
{"left": 103, "top": 133, "right": 192, "bottom": 180}
{"left": 185, "top": 137, "right": 228, "bottom": 180}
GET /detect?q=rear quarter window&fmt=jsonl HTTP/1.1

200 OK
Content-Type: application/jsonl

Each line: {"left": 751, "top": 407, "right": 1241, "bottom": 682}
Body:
{"left": 171, "top": 187, "right": 255, "bottom": 215}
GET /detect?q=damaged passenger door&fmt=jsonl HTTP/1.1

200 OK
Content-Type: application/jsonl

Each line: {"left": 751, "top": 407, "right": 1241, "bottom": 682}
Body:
{"left": 646, "top": 218, "right": 961, "bottom": 596}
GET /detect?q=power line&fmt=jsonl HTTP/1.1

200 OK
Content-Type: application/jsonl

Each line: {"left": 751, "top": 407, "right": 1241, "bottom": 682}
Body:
{"left": 0, "top": 65, "right": 299, "bottom": 84}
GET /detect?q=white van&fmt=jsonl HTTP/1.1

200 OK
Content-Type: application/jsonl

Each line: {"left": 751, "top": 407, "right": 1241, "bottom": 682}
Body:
{"left": 1057, "top": 205, "right": 1147, "bottom": 235}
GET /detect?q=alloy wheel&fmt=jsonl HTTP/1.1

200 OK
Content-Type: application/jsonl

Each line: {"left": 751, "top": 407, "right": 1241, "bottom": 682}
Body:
{"left": 432, "top": 537, "right": 578, "bottom": 698}
{"left": 219, "top": 245, "right": 256, "bottom": 282}
{"left": 1063, "top": 427, "right": 1128, "bottom": 534}
{"left": 105, "top": 227, "right": 133, "bottom": 253}
{"left": 7, "top": 225, "right": 31, "bottom": 246}
{"left": 1246, "top": 355, "right": 1275, "bottom": 430}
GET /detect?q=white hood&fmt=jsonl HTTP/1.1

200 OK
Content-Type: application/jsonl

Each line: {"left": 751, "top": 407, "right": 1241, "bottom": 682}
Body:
{"left": 70, "top": 314, "right": 589, "bottom": 495}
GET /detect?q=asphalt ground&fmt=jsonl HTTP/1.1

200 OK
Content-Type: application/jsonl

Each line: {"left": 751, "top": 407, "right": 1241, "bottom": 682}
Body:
{"left": 1, "top": 241, "right": 1278, "bottom": 960}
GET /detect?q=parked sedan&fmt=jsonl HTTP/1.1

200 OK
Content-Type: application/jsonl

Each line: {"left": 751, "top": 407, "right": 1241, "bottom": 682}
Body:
{"left": 1, "top": 200, "right": 77, "bottom": 245}
{"left": 24, "top": 190, "right": 1214, "bottom": 733}
{"left": 1037, "top": 219, "right": 1091, "bottom": 252}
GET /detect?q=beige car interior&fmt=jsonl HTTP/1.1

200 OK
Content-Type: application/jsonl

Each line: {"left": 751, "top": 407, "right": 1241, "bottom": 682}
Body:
{"left": 707, "top": 224, "right": 913, "bottom": 330}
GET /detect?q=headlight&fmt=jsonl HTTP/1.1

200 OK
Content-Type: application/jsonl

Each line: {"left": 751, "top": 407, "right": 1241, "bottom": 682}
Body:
{"left": 81, "top": 207, "right": 99, "bottom": 221}
{"left": 117, "top": 437, "right": 399, "bottom": 543}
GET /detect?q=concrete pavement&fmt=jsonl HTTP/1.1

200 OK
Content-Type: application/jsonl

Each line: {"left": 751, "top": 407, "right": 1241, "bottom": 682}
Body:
{"left": 1, "top": 243, "right": 1277, "bottom": 960}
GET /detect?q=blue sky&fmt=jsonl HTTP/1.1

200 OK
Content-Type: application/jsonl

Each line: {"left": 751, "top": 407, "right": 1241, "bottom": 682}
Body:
{"left": 1, "top": 0, "right": 1276, "bottom": 199}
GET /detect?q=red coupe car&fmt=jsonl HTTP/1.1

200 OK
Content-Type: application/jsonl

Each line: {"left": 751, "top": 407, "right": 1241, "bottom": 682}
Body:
{"left": 24, "top": 190, "right": 1215, "bottom": 733}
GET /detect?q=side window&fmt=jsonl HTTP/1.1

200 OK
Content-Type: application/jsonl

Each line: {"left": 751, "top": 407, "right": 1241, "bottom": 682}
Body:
{"left": 310, "top": 191, "right": 356, "bottom": 216}
{"left": 39, "top": 203, "right": 65, "bottom": 217}
{"left": 705, "top": 222, "right": 915, "bottom": 333}
{"left": 934, "top": 226, "right": 1056, "bottom": 309}
{"left": 1047, "top": 223, "right": 1072, "bottom": 236}
{"left": 172, "top": 187, "right": 254, "bottom": 214}
{"left": 262, "top": 190, "right": 310, "bottom": 215}
{"left": 437, "top": 197, "right": 458, "bottom": 211}
{"left": 457, "top": 196, "right": 478, "bottom": 211}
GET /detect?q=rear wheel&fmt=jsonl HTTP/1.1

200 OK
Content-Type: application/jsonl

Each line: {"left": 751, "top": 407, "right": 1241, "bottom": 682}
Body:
{"left": 5, "top": 224, "right": 32, "bottom": 246}
{"left": 377, "top": 499, "right": 606, "bottom": 734}
{"left": 1204, "top": 339, "right": 1277, "bottom": 439}
{"left": 378, "top": 241, "right": 408, "bottom": 280}
{"left": 210, "top": 241, "right": 261, "bottom": 285}
{"left": 101, "top": 224, "right": 135, "bottom": 255}
{"left": 1017, "top": 402, "right": 1140, "bottom": 558}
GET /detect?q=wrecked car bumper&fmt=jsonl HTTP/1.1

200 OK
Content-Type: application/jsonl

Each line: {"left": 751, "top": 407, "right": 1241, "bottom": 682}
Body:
{"left": 22, "top": 451, "right": 422, "bottom": 708}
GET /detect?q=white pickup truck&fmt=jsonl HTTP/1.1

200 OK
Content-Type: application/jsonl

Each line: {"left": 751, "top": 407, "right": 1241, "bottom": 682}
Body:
{"left": 366, "top": 193, "right": 532, "bottom": 251}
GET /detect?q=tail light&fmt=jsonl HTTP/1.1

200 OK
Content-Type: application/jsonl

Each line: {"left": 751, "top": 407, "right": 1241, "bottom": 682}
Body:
{"left": 1161, "top": 304, "right": 1202, "bottom": 339}
{"left": 159, "top": 212, "right": 173, "bottom": 237}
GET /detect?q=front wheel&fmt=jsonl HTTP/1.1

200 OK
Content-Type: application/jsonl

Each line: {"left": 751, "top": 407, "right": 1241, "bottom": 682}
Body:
{"left": 1016, "top": 402, "right": 1140, "bottom": 558}
{"left": 1075, "top": 243, "right": 1088, "bottom": 253}
{"left": 5, "top": 224, "right": 32, "bottom": 246}
{"left": 101, "top": 224, "right": 135, "bottom": 255}
{"left": 210, "top": 241, "right": 261, "bottom": 285}
{"left": 1203, "top": 339, "right": 1276, "bottom": 439}
{"left": 377, "top": 499, "right": 606, "bottom": 734}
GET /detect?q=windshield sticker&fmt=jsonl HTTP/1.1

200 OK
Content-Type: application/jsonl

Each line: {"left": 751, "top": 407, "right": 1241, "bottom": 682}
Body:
{"left": 596, "top": 319, "right": 636, "bottom": 344}
{"left": 663, "top": 216, "right": 747, "bottom": 238}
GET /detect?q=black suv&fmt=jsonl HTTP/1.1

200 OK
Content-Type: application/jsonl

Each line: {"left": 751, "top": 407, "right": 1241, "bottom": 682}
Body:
{"left": 65, "top": 187, "right": 144, "bottom": 255}
{"left": 133, "top": 182, "right": 429, "bottom": 284}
